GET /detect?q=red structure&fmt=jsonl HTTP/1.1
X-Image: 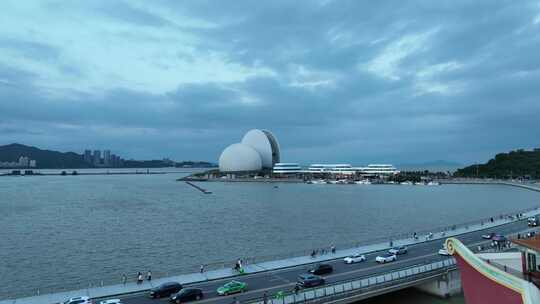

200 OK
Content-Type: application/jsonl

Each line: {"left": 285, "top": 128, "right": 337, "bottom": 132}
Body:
{"left": 446, "top": 238, "right": 540, "bottom": 304}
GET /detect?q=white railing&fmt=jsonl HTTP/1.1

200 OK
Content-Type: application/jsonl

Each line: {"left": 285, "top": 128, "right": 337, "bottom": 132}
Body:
{"left": 248, "top": 258, "right": 457, "bottom": 304}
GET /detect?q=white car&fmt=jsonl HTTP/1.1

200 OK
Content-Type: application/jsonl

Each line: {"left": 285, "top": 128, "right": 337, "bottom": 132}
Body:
{"left": 343, "top": 253, "right": 366, "bottom": 264}
{"left": 375, "top": 253, "right": 397, "bottom": 263}
{"left": 99, "top": 300, "right": 122, "bottom": 304}
{"left": 439, "top": 244, "right": 450, "bottom": 255}
{"left": 64, "top": 297, "right": 92, "bottom": 304}
{"left": 388, "top": 246, "right": 407, "bottom": 255}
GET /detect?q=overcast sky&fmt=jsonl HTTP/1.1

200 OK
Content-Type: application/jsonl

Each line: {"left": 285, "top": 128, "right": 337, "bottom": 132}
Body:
{"left": 1, "top": 1, "right": 539, "bottom": 165}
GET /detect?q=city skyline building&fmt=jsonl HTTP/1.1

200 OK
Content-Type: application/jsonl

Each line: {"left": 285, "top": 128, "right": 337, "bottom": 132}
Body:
{"left": 103, "top": 150, "right": 111, "bottom": 166}
{"left": 84, "top": 149, "right": 125, "bottom": 167}
{"left": 93, "top": 150, "right": 101, "bottom": 166}
{"left": 18, "top": 156, "right": 29, "bottom": 167}
{"left": 84, "top": 150, "right": 92, "bottom": 164}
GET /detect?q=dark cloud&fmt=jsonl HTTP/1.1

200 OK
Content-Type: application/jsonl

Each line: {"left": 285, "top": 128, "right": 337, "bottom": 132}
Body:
{"left": 1, "top": 0, "right": 539, "bottom": 163}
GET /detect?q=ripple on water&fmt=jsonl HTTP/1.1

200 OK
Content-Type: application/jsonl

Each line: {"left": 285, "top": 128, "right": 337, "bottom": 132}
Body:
{"left": 1, "top": 175, "right": 539, "bottom": 298}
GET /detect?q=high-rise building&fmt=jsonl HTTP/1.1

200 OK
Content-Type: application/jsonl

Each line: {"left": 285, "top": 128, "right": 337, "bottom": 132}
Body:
{"left": 104, "top": 150, "right": 111, "bottom": 166}
{"left": 111, "top": 154, "right": 119, "bottom": 167}
{"left": 18, "top": 156, "right": 30, "bottom": 167}
{"left": 93, "top": 150, "right": 101, "bottom": 166}
{"left": 84, "top": 150, "right": 92, "bottom": 164}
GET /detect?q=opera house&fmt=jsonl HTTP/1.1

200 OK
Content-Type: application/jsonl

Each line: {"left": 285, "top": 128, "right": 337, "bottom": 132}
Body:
{"left": 219, "top": 129, "right": 280, "bottom": 173}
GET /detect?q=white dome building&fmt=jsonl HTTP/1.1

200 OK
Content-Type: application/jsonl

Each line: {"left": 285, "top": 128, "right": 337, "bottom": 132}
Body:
{"left": 219, "top": 143, "right": 262, "bottom": 172}
{"left": 218, "top": 129, "right": 280, "bottom": 173}
{"left": 241, "top": 129, "right": 280, "bottom": 169}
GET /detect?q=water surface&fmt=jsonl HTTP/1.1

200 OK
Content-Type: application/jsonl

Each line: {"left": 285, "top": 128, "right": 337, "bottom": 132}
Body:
{"left": 0, "top": 174, "right": 538, "bottom": 298}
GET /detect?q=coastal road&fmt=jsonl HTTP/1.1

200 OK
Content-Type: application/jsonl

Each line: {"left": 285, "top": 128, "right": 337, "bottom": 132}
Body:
{"left": 98, "top": 219, "right": 531, "bottom": 304}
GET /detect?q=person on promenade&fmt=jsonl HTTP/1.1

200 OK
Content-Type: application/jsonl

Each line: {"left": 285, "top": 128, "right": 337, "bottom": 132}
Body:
{"left": 263, "top": 291, "right": 268, "bottom": 304}
{"left": 122, "top": 274, "right": 127, "bottom": 285}
{"left": 200, "top": 265, "right": 205, "bottom": 273}
{"left": 147, "top": 270, "right": 152, "bottom": 281}
{"left": 331, "top": 245, "right": 336, "bottom": 254}
{"left": 310, "top": 250, "right": 316, "bottom": 258}
{"left": 137, "top": 272, "right": 143, "bottom": 284}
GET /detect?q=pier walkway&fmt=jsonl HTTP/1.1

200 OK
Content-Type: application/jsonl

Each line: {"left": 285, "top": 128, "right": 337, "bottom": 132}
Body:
{"left": 3, "top": 203, "right": 540, "bottom": 304}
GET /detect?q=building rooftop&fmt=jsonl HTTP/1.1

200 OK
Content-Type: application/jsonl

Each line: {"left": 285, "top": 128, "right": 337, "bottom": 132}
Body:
{"left": 513, "top": 235, "right": 540, "bottom": 252}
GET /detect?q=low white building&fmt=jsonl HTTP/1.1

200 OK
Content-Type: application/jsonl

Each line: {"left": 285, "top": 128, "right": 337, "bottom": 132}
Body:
{"left": 273, "top": 163, "right": 302, "bottom": 174}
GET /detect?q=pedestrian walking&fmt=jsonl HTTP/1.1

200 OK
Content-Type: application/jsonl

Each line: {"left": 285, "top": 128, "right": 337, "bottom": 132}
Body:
{"left": 122, "top": 274, "right": 127, "bottom": 285}
{"left": 137, "top": 272, "right": 143, "bottom": 284}
{"left": 263, "top": 291, "right": 268, "bottom": 304}
{"left": 311, "top": 250, "right": 316, "bottom": 258}
{"left": 147, "top": 270, "right": 152, "bottom": 281}
{"left": 200, "top": 265, "right": 205, "bottom": 273}
{"left": 294, "top": 284, "right": 300, "bottom": 294}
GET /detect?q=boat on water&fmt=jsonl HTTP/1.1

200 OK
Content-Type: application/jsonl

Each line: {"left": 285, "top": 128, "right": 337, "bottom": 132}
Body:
{"left": 355, "top": 180, "right": 371, "bottom": 185}
{"left": 400, "top": 181, "right": 413, "bottom": 185}
{"left": 427, "top": 181, "right": 441, "bottom": 186}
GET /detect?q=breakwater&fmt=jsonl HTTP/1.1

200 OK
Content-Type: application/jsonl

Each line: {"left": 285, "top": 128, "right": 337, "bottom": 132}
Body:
{"left": 439, "top": 179, "right": 540, "bottom": 193}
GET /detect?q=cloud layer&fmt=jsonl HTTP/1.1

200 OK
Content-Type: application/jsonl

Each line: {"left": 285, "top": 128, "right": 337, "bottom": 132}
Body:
{"left": 1, "top": 0, "right": 540, "bottom": 164}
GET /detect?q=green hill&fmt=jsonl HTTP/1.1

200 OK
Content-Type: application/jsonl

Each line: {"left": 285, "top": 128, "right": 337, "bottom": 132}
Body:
{"left": 0, "top": 143, "right": 89, "bottom": 168}
{"left": 454, "top": 149, "right": 540, "bottom": 178}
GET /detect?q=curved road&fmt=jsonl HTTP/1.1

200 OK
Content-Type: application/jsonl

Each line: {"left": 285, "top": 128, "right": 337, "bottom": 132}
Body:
{"left": 99, "top": 219, "right": 531, "bottom": 304}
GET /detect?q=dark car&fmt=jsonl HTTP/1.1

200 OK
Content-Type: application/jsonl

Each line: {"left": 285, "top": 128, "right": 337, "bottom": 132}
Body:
{"left": 481, "top": 232, "right": 496, "bottom": 240}
{"left": 309, "top": 264, "right": 333, "bottom": 275}
{"left": 169, "top": 288, "right": 203, "bottom": 303}
{"left": 297, "top": 274, "right": 325, "bottom": 288}
{"left": 150, "top": 282, "right": 183, "bottom": 298}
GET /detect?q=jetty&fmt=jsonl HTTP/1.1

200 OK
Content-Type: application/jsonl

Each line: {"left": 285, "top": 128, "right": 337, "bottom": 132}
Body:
{"left": 185, "top": 181, "right": 212, "bottom": 194}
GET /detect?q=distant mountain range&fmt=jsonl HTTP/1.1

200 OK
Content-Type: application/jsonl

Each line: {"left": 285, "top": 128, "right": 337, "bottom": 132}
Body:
{"left": 0, "top": 143, "right": 216, "bottom": 169}
{"left": 0, "top": 143, "right": 88, "bottom": 168}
